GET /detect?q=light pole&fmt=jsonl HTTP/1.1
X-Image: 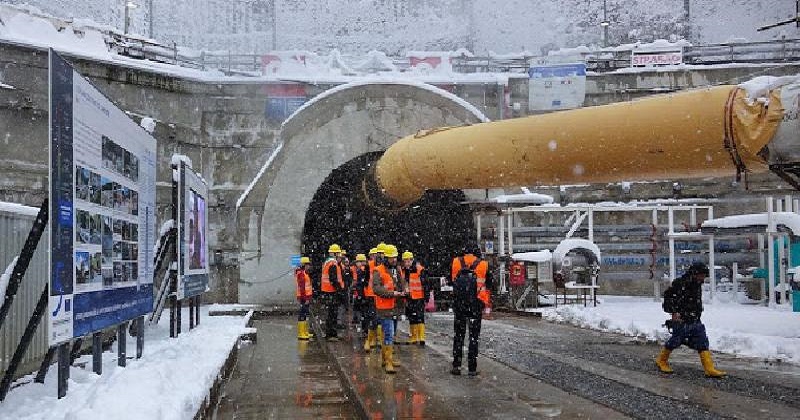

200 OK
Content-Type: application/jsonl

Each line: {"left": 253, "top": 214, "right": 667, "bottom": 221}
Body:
{"left": 124, "top": 1, "right": 138, "bottom": 35}
{"left": 600, "top": 0, "right": 610, "bottom": 47}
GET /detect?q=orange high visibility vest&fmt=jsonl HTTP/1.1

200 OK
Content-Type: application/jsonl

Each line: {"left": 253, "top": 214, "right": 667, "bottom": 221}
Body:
{"left": 365, "top": 260, "right": 376, "bottom": 297}
{"left": 321, "top": 259, "right": 343, "bottom": 293}
{"left": 451, "top": 254, "right": 490, "bottom": 306}
{"left": 374, "top": 264, "right": 396, "bottom": 310}
{"left": 295, "top": 268, "right": 312, "bottom": 298}
{"left": 402, "top": 263, "right": 425, "bottom": 300}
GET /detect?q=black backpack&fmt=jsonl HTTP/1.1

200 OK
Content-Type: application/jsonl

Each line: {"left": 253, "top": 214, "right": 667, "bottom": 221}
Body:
{"left": 453, "top": 256, "right": 481, "bottom": 317}
{"left": 662, "top": 281, "right": 678, "bottom": 313}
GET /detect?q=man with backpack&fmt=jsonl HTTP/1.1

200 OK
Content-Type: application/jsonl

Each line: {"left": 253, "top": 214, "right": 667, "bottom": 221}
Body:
{"left": 656, "top": 262, "right": 726, "bottom": 377}
{"left": 450, "top": 244, "right": 490, "bottom": 376}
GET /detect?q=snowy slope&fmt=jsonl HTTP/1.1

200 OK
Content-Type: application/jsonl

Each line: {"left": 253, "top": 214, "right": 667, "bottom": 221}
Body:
{"left": 4, "top": 0, "right": 798, "bottom": 54}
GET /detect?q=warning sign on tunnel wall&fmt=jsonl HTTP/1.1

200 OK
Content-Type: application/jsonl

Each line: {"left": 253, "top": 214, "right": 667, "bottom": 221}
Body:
{"left": 264, "top": 83, "right": 307, "bottom": 123}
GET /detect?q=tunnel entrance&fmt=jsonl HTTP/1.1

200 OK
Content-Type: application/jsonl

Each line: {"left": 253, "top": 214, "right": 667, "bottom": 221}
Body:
{"left": 301, "top": 152, "right": 474, "bottom": 280}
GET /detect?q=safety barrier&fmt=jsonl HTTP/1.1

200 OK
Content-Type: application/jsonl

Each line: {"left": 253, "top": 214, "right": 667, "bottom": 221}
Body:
{"left": 0, "top": 206, "right": 48, "bottom": 381}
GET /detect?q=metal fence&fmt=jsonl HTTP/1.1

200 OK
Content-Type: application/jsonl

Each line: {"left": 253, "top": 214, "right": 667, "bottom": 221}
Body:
{"left": 0, "top": 208, "right": 48, "bottom": 380}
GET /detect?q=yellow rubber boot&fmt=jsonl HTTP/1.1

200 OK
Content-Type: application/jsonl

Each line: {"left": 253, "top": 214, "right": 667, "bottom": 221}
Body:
{"left": 376, "top": 325, "right": 383, "bottom": 348}
{"left": 699, "top": 350, "right": 726, "bottom": 378}
{"left": 297, "top": 321, "right": 309, "bottom": 340}
{"left": 382, "top": 345, "right": 396, "bottom": 374}
{"left": 364, "top": 329, "right": 374, "bottom": 352}
{"left": 655, "top": 348, "right": 673, "bottom": 373}
{"left": 418, "top": 324, "right": 426, "bottom": 346}
{"left": 408, "top": 324, "right": 418, "bottom": 345}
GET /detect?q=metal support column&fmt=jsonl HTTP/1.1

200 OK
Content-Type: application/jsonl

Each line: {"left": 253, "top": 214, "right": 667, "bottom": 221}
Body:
{"left": 92, "top": 332, "right": 103, "bottom": 374}
{"left": 34, "top": 346, "right": 56, "bottom": 384}
{"left": 709, "top": 235, "right": 716, "bottom": 302}
{"left": 507, "top": 211, "right": 514, "bottom": 255}
{"left": 118, "top": 322, "right": 127, "bottom": 367}
{"left": 498, "top": 211, "right": 505, "bottom": 257}
{"left": 136, "top": 316, "right": 145, "bottom": 359}
{"left": 57, "top": 343, "right": 69, "bottom": 399}
{"left": 767, "top": 197, "right": 776, "bottom": 306}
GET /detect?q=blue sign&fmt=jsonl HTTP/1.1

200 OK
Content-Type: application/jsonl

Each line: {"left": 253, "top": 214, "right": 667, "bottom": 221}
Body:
{"left": 290, "top": 255, "right": 301, "bottom": 267}
{"left": 265, "top": 97, "right": 307, "bottom": 123}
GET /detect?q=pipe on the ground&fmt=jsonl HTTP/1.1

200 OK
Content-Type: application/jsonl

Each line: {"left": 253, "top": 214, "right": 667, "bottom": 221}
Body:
{"left": 369, "top": 85, "right": 785, "bottom": 207}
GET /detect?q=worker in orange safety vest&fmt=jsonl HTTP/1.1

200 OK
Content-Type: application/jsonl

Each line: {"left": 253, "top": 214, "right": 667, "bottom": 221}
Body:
{"left": 400, "top": 250, "right": 427, "bottom": 345}
{"left": 295, "top": 256, "right": 314, "bottom": 340}
{"left": 321, "top": 244, "right": 344, "bottom": 341}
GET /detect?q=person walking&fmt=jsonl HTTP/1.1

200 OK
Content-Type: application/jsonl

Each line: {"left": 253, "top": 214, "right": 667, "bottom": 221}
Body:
{"left": 321, "top": 244, "right": 344, "bottom": 341}
{"left": 400, "top": 251, "right": 427, "bottom": 346}
{"left": 295, "top": 256, "right": 314, "bottom": 340}
{"left": 373, "top": 244, "right": 407, "bottom": 374}
{"left": 363, "top": 247, "right": 379, "bottom": 352}
{"left": 351, "top": 253, "right": 368, "bottom": 332}
{"left": 656, "top": 262, "right": 726, "bottom": 377}
{"left": 450, "top": 244, "right": 490, "bottom": 376}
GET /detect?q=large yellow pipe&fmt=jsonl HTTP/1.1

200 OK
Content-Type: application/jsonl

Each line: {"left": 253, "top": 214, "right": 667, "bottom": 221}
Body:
{"left": 374, "top": 85, "right": 784, "bottom": 206}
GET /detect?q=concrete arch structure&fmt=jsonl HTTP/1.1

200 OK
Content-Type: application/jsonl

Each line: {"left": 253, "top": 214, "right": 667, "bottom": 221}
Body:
{"left": 238, "top": 82, "right": 488, "bottom": 304}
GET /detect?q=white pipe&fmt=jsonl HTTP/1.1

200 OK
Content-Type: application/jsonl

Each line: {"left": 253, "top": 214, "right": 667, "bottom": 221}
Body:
{"left": 498, "top": 211, "right": 505, "bottom": 257}
{"left": 732, "top": 262, "right": 739, "bottom": 303}
{"left": 767, "top": 197, "right": 775, "bottom": 306}
{"left": 588, "top": 209, "right": 594, "bottom": 242}
{"left": 476, "top": 213, "right": 482, "bottom": 249}
{"left": 507, "top": 211, "right": 514, "bottom": 255}
{"left": 709, "top": 235, "right": 716, "bottom": 303}
{"left": 653, "top": 208, "right": 659, "bottom": 301}
{"left": 668, "top": 207, "right": 676, "bottom": 282}
{"left": 758, "top": 234, "right": 765, "bottom": 269}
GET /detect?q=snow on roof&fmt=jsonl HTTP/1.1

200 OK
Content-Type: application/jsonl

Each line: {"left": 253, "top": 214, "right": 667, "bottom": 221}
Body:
{"left": 281, "top": 79, "right": 490, "bottom": 131}
{"left": 512, "top": 250, "right": 552, "bottom": 263}
{"left": 0, "top": 201, "right": 40, "bottom": 217}
{"left": 235, "top": 142, "right": 284, "bottom": 209}
{"left": 553, "top": 239, "right": 601, "bottom": 264}
{"left": 0, "top": 4, "right": 112, "bottom": 61}
{"left": 492, "top": 192, "right": 554, "bottom": 204}
{"left": 170, "top": 154, "right": 193, "bottom": 169}
{"left": 0, "top": 82, "right": 15, "bottom": 90}
{"left": 405, "top": 48, "right": 474, "bottom": 58}
{"left": 702, "top": 212, "right": 800, "bottom": 235}
{"left": 738, "top": 75, "right": 800, "bottom": 104}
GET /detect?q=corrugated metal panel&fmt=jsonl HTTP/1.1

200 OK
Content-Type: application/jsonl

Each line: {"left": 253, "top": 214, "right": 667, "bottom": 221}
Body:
{"left": 0, "top": 207, "right": 49, "bottom": 378}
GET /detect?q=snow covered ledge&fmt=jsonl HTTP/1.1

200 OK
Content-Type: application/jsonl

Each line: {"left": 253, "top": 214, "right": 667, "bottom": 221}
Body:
{"left": 1, "top": 307, "right": 254, "bottom": 420}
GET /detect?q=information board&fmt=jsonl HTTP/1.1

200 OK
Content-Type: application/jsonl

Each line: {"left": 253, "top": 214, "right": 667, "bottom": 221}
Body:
{"left": 48, "top": 50, "right": 156, "bottom": 345}
{"left": 528, "top": 63, "right": 586, "bottom": 111}
{"left": 177, "top": 162, "right": 209, "bottom": 299}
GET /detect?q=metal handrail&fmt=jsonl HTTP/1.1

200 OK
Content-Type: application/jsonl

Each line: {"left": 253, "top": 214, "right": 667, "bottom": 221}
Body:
{"left": 103, "top": 31, "right": 800, "bottom": 76}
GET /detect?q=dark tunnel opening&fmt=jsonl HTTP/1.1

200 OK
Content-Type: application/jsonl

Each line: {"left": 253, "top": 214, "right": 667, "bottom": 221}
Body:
{"left": 301, "top": 151, "right": 475, "bottom": 282}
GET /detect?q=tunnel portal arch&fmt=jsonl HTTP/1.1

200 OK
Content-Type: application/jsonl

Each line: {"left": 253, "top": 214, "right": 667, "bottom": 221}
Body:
{"left": 239, "top": 82, "right": 488, "bottom": 304}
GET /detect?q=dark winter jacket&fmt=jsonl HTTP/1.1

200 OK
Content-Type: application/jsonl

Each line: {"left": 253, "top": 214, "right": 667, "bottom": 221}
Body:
{"left": 663, "top": 274, "right": 703, "bottom": 322}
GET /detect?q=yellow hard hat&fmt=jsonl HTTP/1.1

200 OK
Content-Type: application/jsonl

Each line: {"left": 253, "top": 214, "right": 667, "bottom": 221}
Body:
{"left": 377, "top": 242, "right": 387, "bottom": 254}
{"left": 384, "top": 245, "right": 399, "bottom": 258}
{"left": 368, "top": 247, "right": 378, "bottom": 255}
{"left": 339, "top": 249, "right": 347, "bottom": 256}
{"left": 300, "top": 256, "right": 311, "bottom": 265}
{"left": 328, "top": 244, "right": 342, "bottom": 253}
{"left": 355, "top": 253, "right": 367, "bottom": 262}
{"left": 402, "top": 251, "right": 414, "bottom": 260}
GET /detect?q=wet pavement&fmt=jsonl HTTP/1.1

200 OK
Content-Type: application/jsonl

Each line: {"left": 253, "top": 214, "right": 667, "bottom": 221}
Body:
{"left": 426, "top": 312, "right": 800, "bottom": 420}
{"left": 213, "top": 317, "right": 358, "bottom": 419}
{"left": 212, "top": 312, "right": 800, "bottom": 419}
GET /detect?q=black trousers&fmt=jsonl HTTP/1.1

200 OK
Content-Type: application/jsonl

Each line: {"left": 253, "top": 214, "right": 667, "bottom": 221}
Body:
{"left": 324, "top": 293, "right": 339, "bottom": 337}
{"left": 405, "top": 298, "right": 425, "bottom": 324}
{"left": 452, "top": 311, "right": 482, "bottom": 371}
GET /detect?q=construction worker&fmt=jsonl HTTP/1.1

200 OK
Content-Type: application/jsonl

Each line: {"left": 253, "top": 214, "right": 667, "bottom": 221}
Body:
{"left": 321, "top": 244, "right": 344, "bottom": 341}
{"left": 656, "top": 262, "right": 726, "bottom": 377}
{"left": 450, "top": 243, "right": 490, "bottom": 376}
{"left": 295, "top": 256, "right": 314, "bottom": 340}
{"left": 374, "top": 242, "right": 387, "bottom": 348}
{"left": 373, "top": 244, "right": 407, "bottom": 373}
{"left": 338, "top": 249, "right": 350, "bottom": 328}
{"left": 351, "top": 253, "right": 368, "bottom": 331}
{"left": 400, "top": 251, "right": 427, "bottom": 345}
{"left": 363, "top": 248, "right": 379, "bottom": 352}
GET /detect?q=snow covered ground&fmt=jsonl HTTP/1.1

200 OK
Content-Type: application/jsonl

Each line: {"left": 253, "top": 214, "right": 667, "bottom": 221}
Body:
{"left": 536, "top": 296, "right": 800, "bottom": 364}
{"left": 1, "top": 306, "right": 252, "bottom": 420}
